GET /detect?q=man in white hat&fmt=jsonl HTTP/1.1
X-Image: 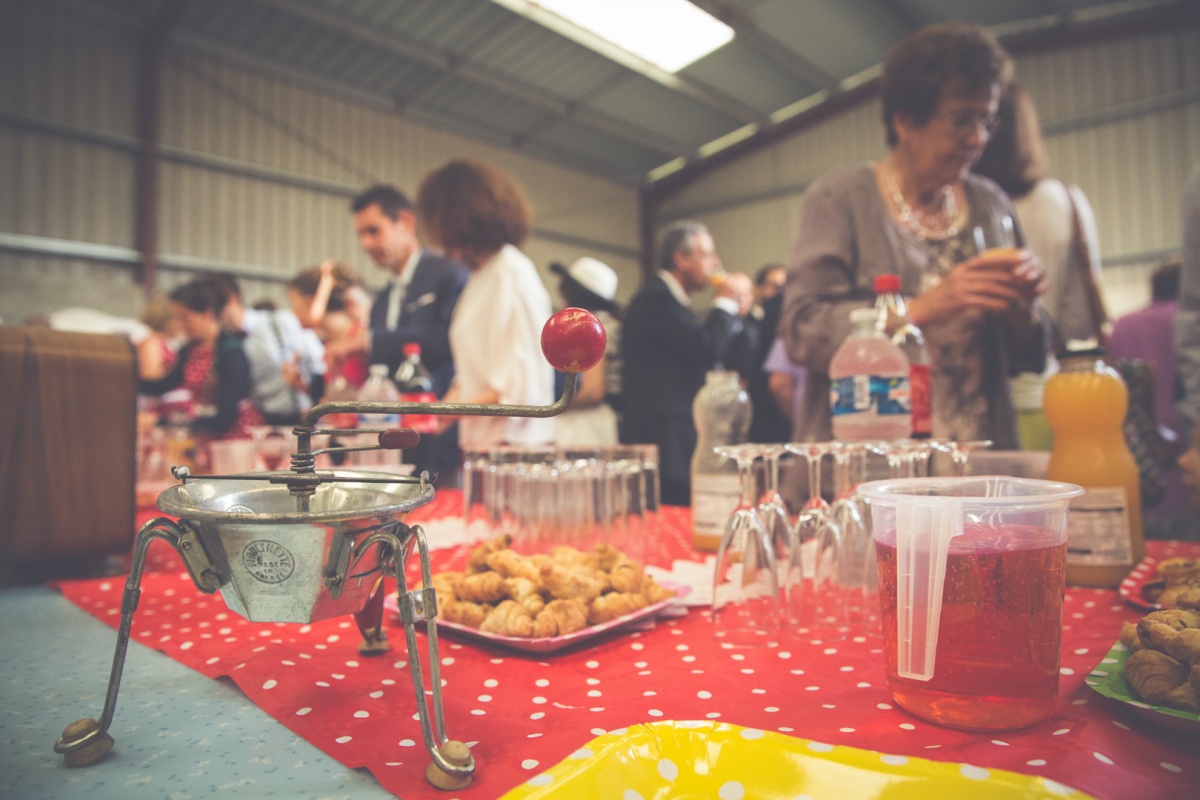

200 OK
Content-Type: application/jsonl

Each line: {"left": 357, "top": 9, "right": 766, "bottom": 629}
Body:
{"left": 550, "top": 257, "right": 624, "bottom": 447}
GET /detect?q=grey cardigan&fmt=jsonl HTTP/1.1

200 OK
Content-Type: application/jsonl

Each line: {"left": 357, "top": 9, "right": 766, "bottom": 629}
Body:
{"left": 779, "top": 164, "right": 1050, "bottom": 446}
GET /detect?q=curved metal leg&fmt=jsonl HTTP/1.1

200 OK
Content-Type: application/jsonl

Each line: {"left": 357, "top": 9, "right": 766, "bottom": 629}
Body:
{"left": 54, "top": 517, "right": 194, "bottom": 766}
{"left": 369, "top": 524, "right": 476, "bottom": 790}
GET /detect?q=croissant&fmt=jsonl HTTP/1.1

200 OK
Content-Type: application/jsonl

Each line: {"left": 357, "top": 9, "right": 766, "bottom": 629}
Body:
{"left": 591, "top": 542, "right": 623, "bottom": 572}
{"left": 1125, "top": 649, "right": 1200, "bottom": 713}
{"left": 1175, "top": 580, "right": 1200, "bottom": 611}
{"left": 439, "top": 599, "right": 489, "bottom": 629}
{"left": 481, "top": 599, "right": 535, "bottom": 638}
{"left": 588, "top": 591, "right": 649, "bottom": 624}
{"left": 467, "top": 533, "right": 512, "bottom": 573}
{"left": 550, "top": 545, "right": 594, "bottom": 569}
{"left": 539, "top": 562, "right": 605, "bottom": 603}
{"left": 456, "top": 570, "right": 508, "bottom": 604}
{"left": 486, "top": 549, "right": 542, "bottom": 582}
{"left": 1137, "top": 608, "right": 1200, "bottom": 653}
{"left": 641, "top": 575, "right": 676, "bottom": 605}
{"left": 504, "top": 576, "right": 546, "bottom": 616}
{"left": 429, "top": 571, "right": 464, "bottom": 604}
{"left": 533, "top": 598, "right": 589, "bottom": 637}
{"left": 608, "top": 555, "right": 644, "bottom": 594}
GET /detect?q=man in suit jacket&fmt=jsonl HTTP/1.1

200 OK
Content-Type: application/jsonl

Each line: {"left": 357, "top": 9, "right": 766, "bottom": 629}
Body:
{"left": 620, "top": 221, "right": 753, "bottom": 506}
{"left": 330, "top": 184, "right": 468, "bottom": 480}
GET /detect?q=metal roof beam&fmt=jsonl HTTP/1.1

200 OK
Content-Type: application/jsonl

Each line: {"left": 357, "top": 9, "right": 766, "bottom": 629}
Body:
{"left": 686, "top": 0, "right": 839, "bottom": 92}
{"left": 249, "top": 0, "right": 686, "bottom": 157}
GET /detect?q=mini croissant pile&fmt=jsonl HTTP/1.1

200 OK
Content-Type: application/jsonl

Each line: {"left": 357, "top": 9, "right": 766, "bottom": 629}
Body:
{"left": 426, "top": 535, "right": 677, "bottom": 639}
{"left": 1119, "top": 569, "right": 1200, "bottom": 714}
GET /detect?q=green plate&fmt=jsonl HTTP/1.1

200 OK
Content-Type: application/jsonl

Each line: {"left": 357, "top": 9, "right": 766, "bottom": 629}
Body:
{"left": 1086, "top": 640, "right": 1200, "bottom": 736}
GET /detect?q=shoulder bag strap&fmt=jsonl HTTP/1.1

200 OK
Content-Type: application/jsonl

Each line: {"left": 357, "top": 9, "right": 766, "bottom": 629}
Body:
{"left": 1064, "top": 185, "right": 1111, "bottom": 347}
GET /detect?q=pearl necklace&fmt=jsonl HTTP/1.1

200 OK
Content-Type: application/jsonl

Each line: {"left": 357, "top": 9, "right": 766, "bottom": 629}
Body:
{"left": 883, "top": 165, "right": 960, "bottom": 242}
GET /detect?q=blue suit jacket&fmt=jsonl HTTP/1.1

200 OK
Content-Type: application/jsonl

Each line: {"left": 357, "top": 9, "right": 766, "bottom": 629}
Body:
{"left": 368, "top": 251, "right": 468, "bottom": 397}
{"left": 619, "top": 275, "right": 743, "bottom": 503}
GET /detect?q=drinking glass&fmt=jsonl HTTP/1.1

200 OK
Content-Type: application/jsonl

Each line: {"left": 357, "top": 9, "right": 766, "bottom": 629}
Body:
{"left": 711, "top": 445, "right": 780, "bottom": 646}
{"left": 754, "top": 445, "right": 801, "bottom": 625}
{"left": 831, "top": 441, "right": 879, "bottom": 638}
{"left": 784, "top": 442, "right": 842, "bottom": 630}
{"left": 934, "top": 439, "right": 993, "bottom": 476}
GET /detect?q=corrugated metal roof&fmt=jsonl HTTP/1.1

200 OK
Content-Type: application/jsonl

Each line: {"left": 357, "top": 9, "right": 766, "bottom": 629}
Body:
{"left": 61, "top": 0, "right": 1197, "bottom": 186}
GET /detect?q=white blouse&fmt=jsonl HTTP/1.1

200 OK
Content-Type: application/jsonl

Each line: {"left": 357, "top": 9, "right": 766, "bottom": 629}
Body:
{"left": 449, "top": 244, "right": 555, "bottom": 449}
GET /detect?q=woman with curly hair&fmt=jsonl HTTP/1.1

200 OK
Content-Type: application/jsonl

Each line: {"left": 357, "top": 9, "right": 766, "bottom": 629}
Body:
{"left": 416, "top": 159, "right": 554, "bottom": 449}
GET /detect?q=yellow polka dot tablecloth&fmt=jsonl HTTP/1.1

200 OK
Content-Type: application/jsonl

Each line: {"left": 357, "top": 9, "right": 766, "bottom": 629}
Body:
{"left": 53, "top": 493, "right": 1199, "bottom": 799}
{"left": 500, "top": 721, "right": 1092, "bottom": 799}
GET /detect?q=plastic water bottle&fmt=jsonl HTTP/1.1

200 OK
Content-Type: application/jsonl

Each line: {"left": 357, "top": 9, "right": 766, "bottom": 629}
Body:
{"left": 690, "top": 370, "right": 752, "bottom": 551}
{"left": 354, "top": 364, "right": 401, "bottom": 468}
{"left": 873, "top": 274, "right": 932, "bottom": 438}
{"left": 393, "top": 343, "right": 438, "bottom": 434}
{"left": 829, "top": 307, "right": 911, "bottom": 442}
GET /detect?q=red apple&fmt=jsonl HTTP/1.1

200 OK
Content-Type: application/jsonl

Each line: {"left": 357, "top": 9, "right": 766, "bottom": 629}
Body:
{"left": 541, "top": 308, "right": 606, "bottom": 373}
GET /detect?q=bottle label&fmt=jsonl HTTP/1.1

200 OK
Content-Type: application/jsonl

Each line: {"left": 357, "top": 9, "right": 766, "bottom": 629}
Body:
{"left": 692, "top": 472, "right": 742, "bottom": 539}
{"left": 357, "top": 412, "right": 400, "bottom": 428}
{"left": 400, "top": 392, "right": 438, "bottom": 434}
{"left": 830, "top": 375, "right": 911, "bottom": 417}
{"left": 1064, "top": 486, "right": 1134, "bottom": 566}
{"left": 910, "top": 363, "right": 932, "bottom": 437}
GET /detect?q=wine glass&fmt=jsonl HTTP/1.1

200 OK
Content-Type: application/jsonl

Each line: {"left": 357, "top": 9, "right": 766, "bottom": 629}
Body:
{"left": 711, "top": 445, "right": 780, "bottom": 647}
{"left": 934, "top": 439, "right": 993, "bottom": 476}
{"left": 784, "top": 442, "right": 842, "bottom": 630}
{"left": 756, "top": 444, "right": 802, "bottom": 625}
{"left": 830, "top": 441, "right": 879, "bottom": 639}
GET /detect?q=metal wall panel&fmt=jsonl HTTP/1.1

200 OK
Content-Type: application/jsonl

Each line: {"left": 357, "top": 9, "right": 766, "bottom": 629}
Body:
{"left": 0, "top": 2, "right": 640, "bottom": 323}
{"left": 655, "top": 27, "right": 1199, "bottom": 319}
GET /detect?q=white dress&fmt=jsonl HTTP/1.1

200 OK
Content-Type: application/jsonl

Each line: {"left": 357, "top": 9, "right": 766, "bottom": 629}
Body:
{"left": 450, "top": 244, "right": 555, "bottom": 449}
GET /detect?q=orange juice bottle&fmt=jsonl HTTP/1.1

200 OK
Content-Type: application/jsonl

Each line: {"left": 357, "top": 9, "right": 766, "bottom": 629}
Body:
{"left": 1043, "top": 349, "right": 1144, "bottom": 588}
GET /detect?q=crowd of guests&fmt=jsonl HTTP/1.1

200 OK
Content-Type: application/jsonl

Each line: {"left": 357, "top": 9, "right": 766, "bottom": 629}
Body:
{"left": 133, "top": 21, "right": 1198, "bottom": 536}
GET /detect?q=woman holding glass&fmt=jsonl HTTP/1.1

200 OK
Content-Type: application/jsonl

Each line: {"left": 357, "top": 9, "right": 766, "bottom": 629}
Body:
{"left": 779, "top": 22, "right": 1051, "bottom": 450}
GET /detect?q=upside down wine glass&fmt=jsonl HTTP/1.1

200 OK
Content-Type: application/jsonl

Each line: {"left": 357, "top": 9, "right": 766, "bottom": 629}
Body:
{"left": 757, "top": 444, "right": 802, "bottom": 626}
{"left": 784, "top": 442, "right": 842, "bottom": 630}
{"left": 712, "top": 445, "right": 780, "bottom": 647}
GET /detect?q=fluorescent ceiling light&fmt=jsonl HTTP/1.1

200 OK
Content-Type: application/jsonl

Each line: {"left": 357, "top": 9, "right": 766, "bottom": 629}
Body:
{"left": 509, "top": 0, "right": 734, "bottom": 73}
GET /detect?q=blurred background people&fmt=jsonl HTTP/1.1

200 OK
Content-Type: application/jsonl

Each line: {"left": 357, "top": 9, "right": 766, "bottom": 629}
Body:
{"left": 138, "top": 277, "right": 262, "bottom": 439}
{"left": 1177, "top": 164, "right": 1200, "bottom": 443}
{"left": 620, "top": 220, "right": 753, "bottom": 505}
{"left": 550, "top": 257, "right": 623, "bottom": 448}
{"left": 1109, "top": 256, "right": 1190, "bottom": 535}
{"left": 211, "top": 272, "right": 325, "bottom": 426}
{"left": 286, "top": 260, "right": 370, "bottom": 398}
{"left": 973, "top": 81, "right": 1107, "bottom": 450}
{"left": 726, "top": 263, "right": 792, "bottom": 443}
{"left": 416, "top": 159, "right": 554, "bottom": 451}
{"left": 779, "top": 22, "right": 1049, "bottom": 451}
{"left": 340, "top": 185, "right": 468, "bottom": 478}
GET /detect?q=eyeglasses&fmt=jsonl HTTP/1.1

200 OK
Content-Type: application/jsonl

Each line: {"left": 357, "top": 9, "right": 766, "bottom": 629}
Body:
{"left": 935, "top": 108, "right": 1000, "bottom": 137}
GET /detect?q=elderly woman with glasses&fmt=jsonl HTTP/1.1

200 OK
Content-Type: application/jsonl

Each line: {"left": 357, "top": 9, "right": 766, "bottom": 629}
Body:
{"left": 779, "top": 21, "right": 1050, "bottom": 450}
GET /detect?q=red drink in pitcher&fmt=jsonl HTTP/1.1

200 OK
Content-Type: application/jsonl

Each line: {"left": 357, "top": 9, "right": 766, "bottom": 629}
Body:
{"left": 876, "top": 523, "right": 1066, "bottom": 731}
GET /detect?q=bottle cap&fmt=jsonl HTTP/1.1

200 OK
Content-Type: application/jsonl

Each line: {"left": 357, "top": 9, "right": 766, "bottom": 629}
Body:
{"left": 403, "top": 342, "right": 422, "bottom": 357}
{"left": 873, "top": 274, "right": 901, "bottom": 293}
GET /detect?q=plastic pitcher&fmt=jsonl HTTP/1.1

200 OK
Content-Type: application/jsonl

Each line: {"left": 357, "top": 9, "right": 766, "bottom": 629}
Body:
{"left": 858, "top": 476, "right": 1083, "bottom": 731}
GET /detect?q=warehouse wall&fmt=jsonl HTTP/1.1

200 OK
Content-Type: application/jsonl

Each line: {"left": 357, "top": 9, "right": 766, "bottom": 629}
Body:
{"left": 0, "top": 2, "right": 641, "bottom": 326}
{"left": 655, "top": 26, "right": 1200, "bottom": 318}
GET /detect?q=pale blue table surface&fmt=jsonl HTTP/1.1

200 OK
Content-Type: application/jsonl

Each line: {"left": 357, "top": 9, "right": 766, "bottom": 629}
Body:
{"left": 0, "top": 584, "right": 398, "bottom": 800}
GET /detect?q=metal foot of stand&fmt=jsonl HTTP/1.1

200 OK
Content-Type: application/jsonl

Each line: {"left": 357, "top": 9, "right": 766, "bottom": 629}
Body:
{"left": 354, "top": 581, "right": 391, "bottom": 656}
{"left": 54, "top": 517, "right": 211, "bottom": 766}
{"left": 385, "top": 524, "right": 476, "bottom": 789}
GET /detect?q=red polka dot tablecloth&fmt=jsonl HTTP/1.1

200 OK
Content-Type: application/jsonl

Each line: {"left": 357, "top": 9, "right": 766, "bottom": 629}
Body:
{"left": 55, "top": 494, "right": 1198, "bottom": 800}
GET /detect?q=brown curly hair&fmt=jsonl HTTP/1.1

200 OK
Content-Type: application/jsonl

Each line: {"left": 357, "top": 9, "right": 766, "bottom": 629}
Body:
{"left": 881, "top": 21, "right": 1011, "bottom": 148}
{"left": 416, "top": 159, "right": 532, "bottom": 257}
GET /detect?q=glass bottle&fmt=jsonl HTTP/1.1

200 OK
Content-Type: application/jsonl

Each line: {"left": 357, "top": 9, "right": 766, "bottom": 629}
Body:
{"left": 394, "top": 343, "right": 438, "bottom": 434}
{"left": 691, "top": 370, "right": 752, "bottom": 551}
{"left": 354, "top": 364, "right": 401, "bottom": 468}
{"left": 1044, "top": 348, "right": 1144, "bottom": 588}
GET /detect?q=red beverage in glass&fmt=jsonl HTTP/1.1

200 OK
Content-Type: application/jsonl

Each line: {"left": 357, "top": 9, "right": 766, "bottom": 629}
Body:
{"left": 876, "top": 523, "right": 1066, "bottom": 731}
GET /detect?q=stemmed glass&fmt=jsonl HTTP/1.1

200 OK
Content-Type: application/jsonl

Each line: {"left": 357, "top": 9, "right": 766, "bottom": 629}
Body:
{"left": 711, "top": 445, "right": 780, "bottom": 647}
{"left": 831, "top": 441, "right": 879, "bottom": 638}
{"left": 756, "top": 444, "right": 802, "bottom": 625}
{"left": 932, "top": 439, "right": 993, "bottom": 476}
{"left": 784, "top": 442, "right": 842, "bottom": 630}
